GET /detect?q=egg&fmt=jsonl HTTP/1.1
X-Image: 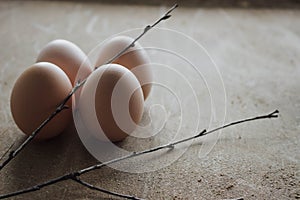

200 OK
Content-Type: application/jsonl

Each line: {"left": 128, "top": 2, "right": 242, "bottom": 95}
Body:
{"left": 10, "top": 62, "right": 73, "bottom": 140}
{"left": 95, "top": 36, "right": 153, "bottom": 100}
{"left": 36, "top": 39, "right": 92, "bottom": 86}
{"left": 78, "top": 64, "right": 144, "bottom": 142}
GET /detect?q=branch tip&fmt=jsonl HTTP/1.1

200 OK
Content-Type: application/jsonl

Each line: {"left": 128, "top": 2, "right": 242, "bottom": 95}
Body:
{"left": 167, "top": 3, "right": 178, "bottom": 14}
{"left": 268, "top": 109, "right": 279, "bottom": 118}
{"left": 272, "top": 109, "right": 279, "bottom": 115}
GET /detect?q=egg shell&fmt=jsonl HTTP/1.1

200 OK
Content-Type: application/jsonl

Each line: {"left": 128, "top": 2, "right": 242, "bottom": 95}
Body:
{"left": 78, "top": 64, "right": 144, "bottom": 142}
{"left": 36, "top": 39, "right": 92, "bottom": 86}
{"left": 10, "top": 62, "right": 73, "bottom": 140}
{"left": 95, "top": 36, "right": 153, "bottom": 100}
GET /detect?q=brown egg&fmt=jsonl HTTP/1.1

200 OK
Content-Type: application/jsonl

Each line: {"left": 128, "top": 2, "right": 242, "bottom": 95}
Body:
{"left": 10, "top": 62, "right": 73, "bottom": 140}
{"left": 78, "top": 64, "right": 144, "bottom": 142}
{"left": 95, "top": 36, "right": 153, "bottom": 100}
{"left": 36, "top": 39, "right": 92, "bottom": 86}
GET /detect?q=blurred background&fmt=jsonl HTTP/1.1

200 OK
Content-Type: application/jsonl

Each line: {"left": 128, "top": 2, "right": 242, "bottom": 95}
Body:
{"left": 26, "top": 0, "right": 300, "bottom": 8}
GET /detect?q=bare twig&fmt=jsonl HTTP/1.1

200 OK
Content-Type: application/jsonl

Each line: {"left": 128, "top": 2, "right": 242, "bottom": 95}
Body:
{"left": 0, "top": 4, "right": 178, "bottom": 172}
{"left": 78, "top": 110, "right": 279, "bottom": 175}
{"left": 0, "top": 110, "right": 279, "bottom": 199}
{"left": 0, "top": 140, "right": 15, "bottom": 161}
{"left": 200, "top": 109, "right": 279, "bottom": 137}
{"left": 0, "top": 81, "right": 83, "bottom": 171}
{"left": 72, "top": 177, "right": 143, "bottom": 200}
{"left": 103, "top": 3, "right": 178, "bottom": 66}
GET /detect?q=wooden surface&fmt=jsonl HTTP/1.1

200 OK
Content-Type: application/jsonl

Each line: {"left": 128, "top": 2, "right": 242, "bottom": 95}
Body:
{"left": 0, "top": 1, "right": 299, "bottom": 199}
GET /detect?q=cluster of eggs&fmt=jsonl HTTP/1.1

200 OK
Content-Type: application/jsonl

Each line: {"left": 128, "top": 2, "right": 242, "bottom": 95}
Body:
{"left": 10, "top": 37, "right": 152, "bottom": 142}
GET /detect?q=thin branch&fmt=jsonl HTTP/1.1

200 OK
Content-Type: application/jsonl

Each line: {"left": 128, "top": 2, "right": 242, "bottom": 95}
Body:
{"left": 0, "top": 174, "right": 70, "bottom": 199}
{"left": 201, "top": 110, "right": 279, "bottom": 137}
{"left": 78, "top": 110, "right": 279, "bottom": 175}
{"left": 0, "top": 4, "right": 178, "bottom": 172}
{"left": 0, "top": 81, "right": 83, "bottom": 171}
{"left": 72, "top": 177, "right": 143, "bottom": 200}
{"left": 0, "top": 140, "right": 15, "bottom": 161}
{"left": 102, "top": 3, "right": 178, "bottom": 66}
{"left": 0, "top": 110, "right": 279, "bottom": 199}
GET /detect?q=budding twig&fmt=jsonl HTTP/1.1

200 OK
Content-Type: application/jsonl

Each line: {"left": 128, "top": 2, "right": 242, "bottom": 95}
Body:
{"left": 0, "top": 4, "right": 178, "bottom": 172}
{"left": 0, "top": 110, "right": 279, "bottom": 199}
{"left": 103, "top": 3, "right": 178, "bottom": 65}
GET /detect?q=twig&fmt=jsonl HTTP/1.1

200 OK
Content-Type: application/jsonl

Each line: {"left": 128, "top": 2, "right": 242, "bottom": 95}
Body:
{"left": 72, "top": 177, "right": 143, "bottom": 200}
{"left": 200, "top": 109, "right": 279, "bottom": 137}
{"left": 0, "top": 82, "right": 81, "bottom": 171}
{"left": 0, "top": 81, "right": 84, "bottom": 171}
{"left": 0, "top": 110, "right": 279, "bottom": 199}
{"left": 0, "top": 4, "right": 178, "bottom": 172}
{"left": 102, "top": 4, "right": 178, "bottom": 66}
{"left": 78, "top": 110, "right": 279, "bottom": 175}
{"left": 0, "top": 140, "right": 15, "bottom": 161}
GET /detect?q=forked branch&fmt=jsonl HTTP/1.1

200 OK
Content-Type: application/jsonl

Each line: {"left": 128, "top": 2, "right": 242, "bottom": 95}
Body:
{"left": 0, "top": 110, "right": 279, "bottom": 199}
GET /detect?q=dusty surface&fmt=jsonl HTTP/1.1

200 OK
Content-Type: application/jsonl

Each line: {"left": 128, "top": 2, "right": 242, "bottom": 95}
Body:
{"left": 0, "top": 1, "right": 299, "bottom": 199}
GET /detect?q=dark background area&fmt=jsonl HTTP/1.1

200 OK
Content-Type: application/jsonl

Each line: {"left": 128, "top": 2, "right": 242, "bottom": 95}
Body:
{"left": 31, "top": 0, "right": 300, "bottom": 8}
